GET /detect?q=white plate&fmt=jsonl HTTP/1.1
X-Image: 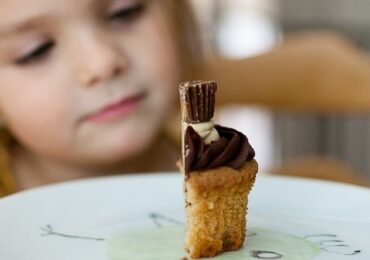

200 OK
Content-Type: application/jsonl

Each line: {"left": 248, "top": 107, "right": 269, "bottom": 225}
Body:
{"left": 0, "top": 173, "right": 369, "bottom": 260}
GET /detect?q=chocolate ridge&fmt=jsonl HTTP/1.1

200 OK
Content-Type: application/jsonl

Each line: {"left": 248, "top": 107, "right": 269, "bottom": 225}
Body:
{"left": 179, "top": 80, "right": 217, "bottom": 123}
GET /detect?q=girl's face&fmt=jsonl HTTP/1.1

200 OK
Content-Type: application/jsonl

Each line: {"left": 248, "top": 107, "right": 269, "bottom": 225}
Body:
{"left": 0, "top": 0, "right": 180, "bottom": 166}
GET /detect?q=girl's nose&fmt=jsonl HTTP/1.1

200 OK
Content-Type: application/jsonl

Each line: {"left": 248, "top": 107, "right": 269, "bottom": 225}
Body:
{"left": 74, "top": 32, "right": 127, "bottom": 87}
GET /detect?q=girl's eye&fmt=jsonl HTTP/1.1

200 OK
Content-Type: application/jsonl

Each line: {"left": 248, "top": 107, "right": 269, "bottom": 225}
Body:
{"left": 15, "top": 41, "right": 55, "bottom": 66}
{"left": 108, "top": 2, "right": 145, "bottom": 23}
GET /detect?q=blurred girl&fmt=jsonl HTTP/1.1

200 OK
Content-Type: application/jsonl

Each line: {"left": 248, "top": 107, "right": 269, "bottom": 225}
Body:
{"left": 1, "top": 0, "right": 369, "bottom": 195}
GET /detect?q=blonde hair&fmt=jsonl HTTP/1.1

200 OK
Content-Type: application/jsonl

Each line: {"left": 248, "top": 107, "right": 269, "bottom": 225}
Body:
{"left": 160, "top": 0, "right": 204, "bottom": 79}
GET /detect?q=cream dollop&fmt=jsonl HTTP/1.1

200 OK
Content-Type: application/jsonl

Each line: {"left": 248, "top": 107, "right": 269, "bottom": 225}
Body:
{"left": 189, "top": 121, "right": 220, "bottom": 145}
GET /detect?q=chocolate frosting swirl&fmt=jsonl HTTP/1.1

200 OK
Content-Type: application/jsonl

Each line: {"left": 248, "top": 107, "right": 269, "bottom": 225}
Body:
{"left": 184, "top": 125, "right": 255, "bottom": 174}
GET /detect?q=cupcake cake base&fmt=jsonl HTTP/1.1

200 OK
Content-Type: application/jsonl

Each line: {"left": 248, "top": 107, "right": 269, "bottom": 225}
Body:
{"left": 178, "top": 159, "right": 258, "bottom": 258}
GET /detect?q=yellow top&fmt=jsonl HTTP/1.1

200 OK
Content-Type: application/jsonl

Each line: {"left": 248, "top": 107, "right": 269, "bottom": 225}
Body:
{"left": 0, "top": 129, "right": 17, "bottom": 197}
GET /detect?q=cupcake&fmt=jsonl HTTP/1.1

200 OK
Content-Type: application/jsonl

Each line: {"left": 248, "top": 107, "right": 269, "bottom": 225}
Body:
{"left": 177, "top": 80, "right": 258, "bottom": 259}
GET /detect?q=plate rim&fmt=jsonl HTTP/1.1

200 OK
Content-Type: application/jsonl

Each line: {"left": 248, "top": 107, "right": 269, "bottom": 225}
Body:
{"left": 1, "top": 172, "right": 369, "bottom": 205}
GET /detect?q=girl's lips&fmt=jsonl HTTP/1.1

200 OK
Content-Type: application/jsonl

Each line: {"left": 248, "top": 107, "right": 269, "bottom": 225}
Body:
{"left": 86, "top": 92, "right": 146, "bottom": 122}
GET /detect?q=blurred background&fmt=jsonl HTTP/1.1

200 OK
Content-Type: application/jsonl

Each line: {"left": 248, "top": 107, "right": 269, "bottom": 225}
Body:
{"left": 190, "top": 0, "right": 370, "bottom": 185}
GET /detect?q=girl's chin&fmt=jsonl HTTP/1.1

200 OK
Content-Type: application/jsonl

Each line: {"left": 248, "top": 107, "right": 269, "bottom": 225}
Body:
{"left": 98, "top": 135, "right": 154, "bottom": 162}
{"left": 77, "top": 121, "right": 161, "bottom": 164}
